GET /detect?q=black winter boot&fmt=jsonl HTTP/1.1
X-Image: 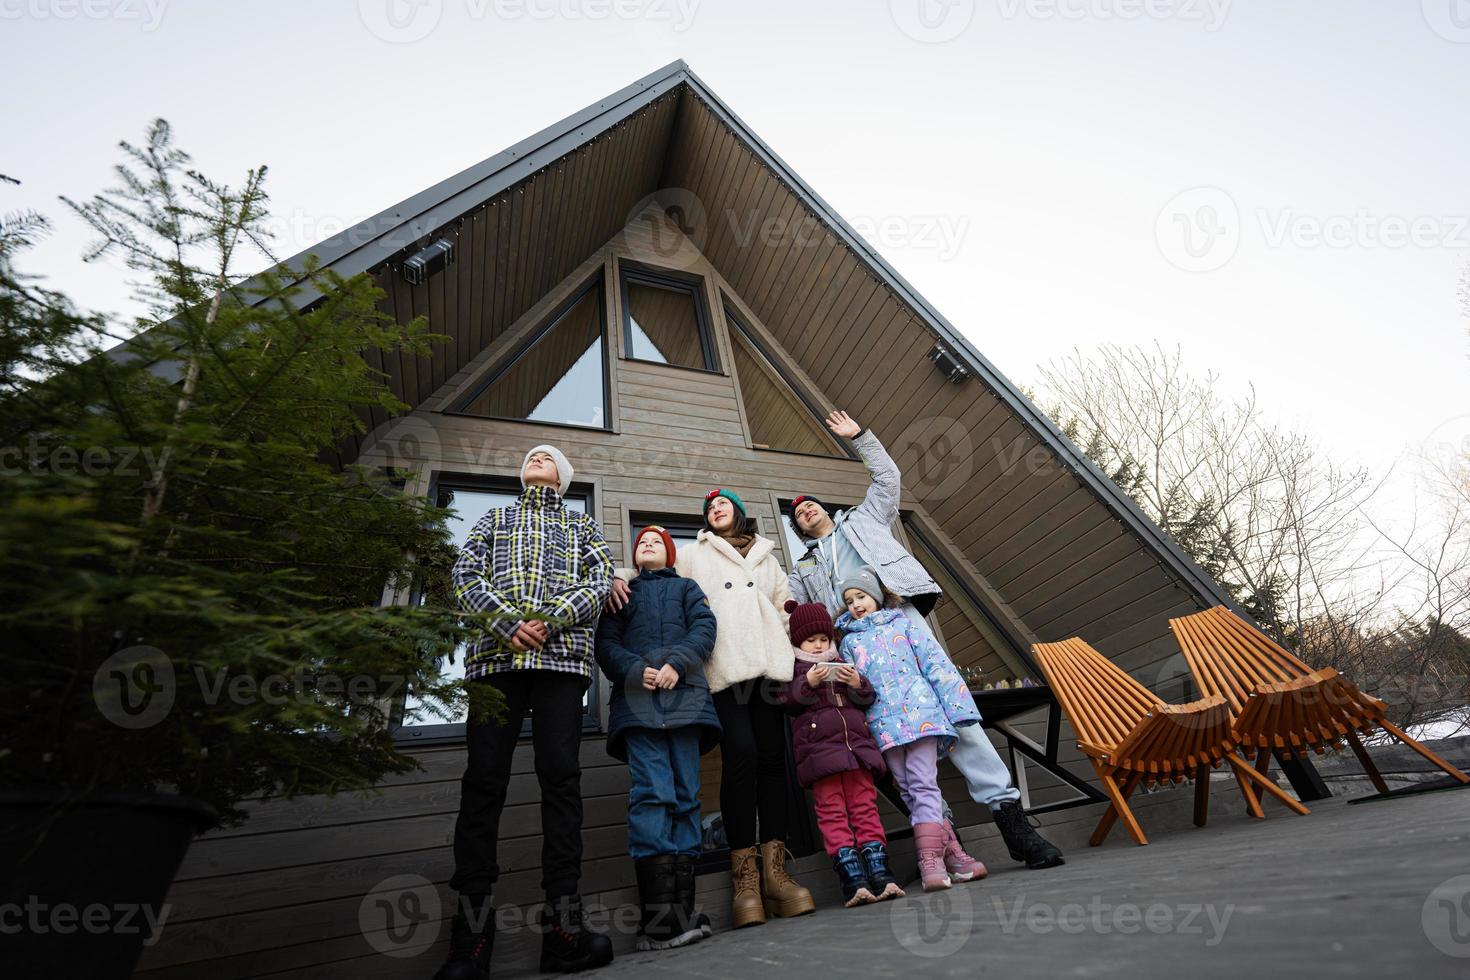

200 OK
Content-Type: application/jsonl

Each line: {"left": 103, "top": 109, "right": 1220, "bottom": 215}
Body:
{"left": 431, "top": 893, "right": 495, "bottom": 980}
{"left": 832, "top": 847, "right": 876, "bottom": 907}
{"left": 673, "top": 854, "right": 713, "bottom": 942}
{"left": 857, "top": 840, "right": 904, "bottom": 901}
{"left": 537, "top": 894, "right": 614, "bottom": 973}
{"left": 634, "top": 855, "right": 683, "bottom": 951}
{"left": 992, "top": 800, "right": 1065, "bottom": 869}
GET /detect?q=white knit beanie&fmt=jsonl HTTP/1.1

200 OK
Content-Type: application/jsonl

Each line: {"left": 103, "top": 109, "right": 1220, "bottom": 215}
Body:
{"left": 521, "top": 444, "right": 572, "bottom": 496}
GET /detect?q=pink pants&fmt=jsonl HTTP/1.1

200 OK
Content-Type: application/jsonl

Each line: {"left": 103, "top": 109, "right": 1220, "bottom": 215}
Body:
{"left": 810, "top": 769, "right": 887, "bottom": 856}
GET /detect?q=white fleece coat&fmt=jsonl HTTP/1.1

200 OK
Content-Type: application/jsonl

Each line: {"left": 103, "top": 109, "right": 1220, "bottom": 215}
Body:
{"left": 674, "top": 530, "right": 794, "bottom": 693}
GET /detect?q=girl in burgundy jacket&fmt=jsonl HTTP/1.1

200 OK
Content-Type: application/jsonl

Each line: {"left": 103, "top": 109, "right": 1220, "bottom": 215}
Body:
{"left": 777, "top": 601, "right": 904, "bottom": 906}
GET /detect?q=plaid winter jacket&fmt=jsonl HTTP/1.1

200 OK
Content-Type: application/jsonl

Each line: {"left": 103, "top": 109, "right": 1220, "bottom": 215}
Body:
{"left": 452, "top": 484, "right": 613, "bottom": 682}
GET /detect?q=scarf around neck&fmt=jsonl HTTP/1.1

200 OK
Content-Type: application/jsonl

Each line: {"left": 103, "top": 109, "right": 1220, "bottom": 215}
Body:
{"left": 718, "top": 529, "right": 756, "bottom": 557}
{"left": 792, "top": 643, "right": 840, "bottom": 665}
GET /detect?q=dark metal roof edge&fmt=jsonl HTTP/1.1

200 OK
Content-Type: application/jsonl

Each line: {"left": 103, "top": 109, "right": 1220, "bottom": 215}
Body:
{"left": 269, "top": 58, "right": 690, "bottom": 280}
{"left": 676, "top": 65, "right": 1240, "bottom": 617}
{"left": 100, "top": 59, "right": 691, "bottom": 365}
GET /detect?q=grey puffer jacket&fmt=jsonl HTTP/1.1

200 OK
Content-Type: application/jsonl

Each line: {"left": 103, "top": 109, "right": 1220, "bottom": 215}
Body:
{"left": 787, "top": 429, "right": 941, "bottom": 613}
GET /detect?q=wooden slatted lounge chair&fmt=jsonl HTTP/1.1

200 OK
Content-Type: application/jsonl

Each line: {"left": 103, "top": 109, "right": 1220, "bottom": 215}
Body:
{"left": 1031, "top": 636, "right": 1309, "bottom": 847}
{"left": 1168, "top": 606, "right": 1469, "bottom": 796}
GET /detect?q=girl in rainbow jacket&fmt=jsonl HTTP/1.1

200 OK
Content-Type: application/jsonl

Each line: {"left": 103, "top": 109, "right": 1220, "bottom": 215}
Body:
{"left": 834, "top": 565, "right": 983, "bottom": 891}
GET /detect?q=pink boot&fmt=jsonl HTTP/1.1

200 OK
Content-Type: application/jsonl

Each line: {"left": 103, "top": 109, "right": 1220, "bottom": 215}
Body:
{"left": 913, "top": 822, "right": 952, "bottom": 892}
{"left": 941, "top": 820, "right": 988, "bottom": 882}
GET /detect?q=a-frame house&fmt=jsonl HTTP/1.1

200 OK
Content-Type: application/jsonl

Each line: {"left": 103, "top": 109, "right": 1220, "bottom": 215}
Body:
{"left": 134, "top": 61, "right": 1253, "bottom": 979}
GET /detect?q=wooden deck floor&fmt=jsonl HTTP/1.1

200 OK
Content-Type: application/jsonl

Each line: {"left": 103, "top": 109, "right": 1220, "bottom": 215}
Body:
{"left": 586, "top": 777, "right": 1470, "bottom": 980}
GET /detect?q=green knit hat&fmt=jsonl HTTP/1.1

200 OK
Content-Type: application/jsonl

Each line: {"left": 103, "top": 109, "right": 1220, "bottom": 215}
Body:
{"left": 702, "top": 488, "right": 746, "bottom": 518}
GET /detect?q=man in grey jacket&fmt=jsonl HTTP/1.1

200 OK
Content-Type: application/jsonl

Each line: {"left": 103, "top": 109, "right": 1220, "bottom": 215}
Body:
{"left": 788, "top": 411, "right": 1064, "bottom": 870}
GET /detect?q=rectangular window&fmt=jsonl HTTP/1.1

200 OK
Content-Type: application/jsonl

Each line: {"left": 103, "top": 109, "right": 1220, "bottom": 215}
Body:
{"left": 455, "top": 277, "right": 610, "bottom": 430}
{"left": 627, "top": 513, "right": 705, "bottom": 566}
{"left": 396, "top": 477, "right": 600, "bottom": 742}
{"left": 620, "top": 265, "right": 718, "bottom": 372}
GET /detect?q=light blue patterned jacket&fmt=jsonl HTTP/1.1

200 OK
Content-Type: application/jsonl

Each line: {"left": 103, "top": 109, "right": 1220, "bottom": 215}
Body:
{"left": 835, "top": 606, "right": 980, "bottom": 755}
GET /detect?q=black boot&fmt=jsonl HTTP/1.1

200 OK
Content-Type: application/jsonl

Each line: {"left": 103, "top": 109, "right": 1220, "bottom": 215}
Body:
{"left": 537, "top": 894, "right": 614, "bottom": 973}
{"left": 832, "top": 846, "right": 876, "bottom": 907}
{"left": 992, "top": 800, "right": 1065, "bottom": 869}
{"left": 432, "top": 893, "right": 495, "bottom": 980}
{"left": 672, "top": 854, "right": 712, "bottom": 942}
{"left": 634, "top": 855, "right": 682, "bottom": 951}
{"left": 857, "top": 840, "right": 904, "bottom": 901}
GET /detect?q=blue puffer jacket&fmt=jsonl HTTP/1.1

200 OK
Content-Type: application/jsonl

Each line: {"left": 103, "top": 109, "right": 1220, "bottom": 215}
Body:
{"left": 595, "top": 567, "right": 721, "bottom": 761}
{"left": 835, "top": 606, "right": 980, "bottom": 755}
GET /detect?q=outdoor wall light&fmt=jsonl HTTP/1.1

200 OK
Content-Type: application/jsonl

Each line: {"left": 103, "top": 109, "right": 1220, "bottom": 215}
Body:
{"left": 929, "top": 342, "right": 970, "bottom": 384}
{"left": 402, "top": 238, "right": 455, "bottom": 285}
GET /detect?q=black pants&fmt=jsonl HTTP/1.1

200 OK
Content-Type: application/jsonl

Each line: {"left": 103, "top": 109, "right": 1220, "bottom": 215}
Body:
{"left": 450, "top": 670, "right": 586, "bottom": 899}
{"left": 712, "top": 677, "right": 790, "bottom": 850}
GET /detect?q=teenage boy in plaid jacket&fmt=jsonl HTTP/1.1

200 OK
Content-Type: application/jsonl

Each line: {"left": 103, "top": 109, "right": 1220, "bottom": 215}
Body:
{"left": 436, "top": 445, "right": 614, "bottom": 980}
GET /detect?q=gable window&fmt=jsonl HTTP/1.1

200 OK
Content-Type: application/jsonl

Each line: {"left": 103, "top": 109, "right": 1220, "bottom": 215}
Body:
{"left": 620, "top": 264, "right": 718, "bottom": 371}
{"left": 396, "top": 476, "right": 600, "bottom": 742}
{"left": 455, "top": 276, "right": 609, "bottom": 429}
{"left": 726, "top": 306, "right": 851, "bottom": 458}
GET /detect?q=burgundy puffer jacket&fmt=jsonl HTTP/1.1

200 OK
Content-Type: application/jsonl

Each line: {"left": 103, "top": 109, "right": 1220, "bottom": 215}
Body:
{"left": 777, "top": 656, "right": 887, "bottom": 787}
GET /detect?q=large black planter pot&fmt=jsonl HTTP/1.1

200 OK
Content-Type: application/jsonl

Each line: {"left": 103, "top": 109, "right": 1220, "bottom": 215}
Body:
{"left": 0, "top": 789, "right": 218, "bottom": 980}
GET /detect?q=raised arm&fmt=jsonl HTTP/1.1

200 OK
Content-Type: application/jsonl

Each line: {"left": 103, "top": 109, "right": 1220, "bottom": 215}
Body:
{"left": 826, "top": 410, "right": 900, "bottom": 526}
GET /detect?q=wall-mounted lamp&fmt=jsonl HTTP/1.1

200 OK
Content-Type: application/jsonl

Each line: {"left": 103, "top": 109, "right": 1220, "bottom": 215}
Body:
{"left": 928, "top": 343, "right": 970, "bottom": 384}
{"left": 402, "top": 239, "right": 455, "bottom": 285}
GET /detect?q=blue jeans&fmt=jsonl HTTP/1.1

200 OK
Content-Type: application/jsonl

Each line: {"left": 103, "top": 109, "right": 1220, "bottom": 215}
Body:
{"left": 624, "top": 727, "right": 704, "bottom": 860}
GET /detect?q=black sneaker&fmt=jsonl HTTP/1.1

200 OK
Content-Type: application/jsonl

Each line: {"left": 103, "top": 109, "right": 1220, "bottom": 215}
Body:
{"left": 857, "top": 840, "right": 904, "bottom": 901}
{"left": 991, "top": 800, "right": 1065, "bottom": 869}
{"left": 832, "top": 846, "right": 876, "bottom": 907}
{"left": 432, "top": 894, "right": 495, "bottom": 980}
{"left": 537, "top": 894, "right": 614, "bottom": 973}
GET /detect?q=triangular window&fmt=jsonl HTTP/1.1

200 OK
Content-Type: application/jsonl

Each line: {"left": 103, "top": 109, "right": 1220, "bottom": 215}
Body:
{"left": 620, "top": 265, "right": 718, "bottom": 371}
{"left": 726, "top": 306, "right": 849, "bottom": 458}
{"left": 454, "top": 277, "right": 609, "bottom": 429}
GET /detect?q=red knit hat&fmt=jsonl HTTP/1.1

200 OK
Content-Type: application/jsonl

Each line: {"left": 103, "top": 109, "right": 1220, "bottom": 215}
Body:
{"left": 784, "top": 599, "right": 834, "bottom": 647}
{"left": 634, "top": 525, "right": 677, "bottom": 567}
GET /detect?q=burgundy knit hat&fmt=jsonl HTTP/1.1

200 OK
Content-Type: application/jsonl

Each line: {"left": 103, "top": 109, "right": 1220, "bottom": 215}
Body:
{"left": 784, "top": 599, "right": 834, "bottom": 647}
{"left": 634, "top": 525, "right": 677, "bottom": 567}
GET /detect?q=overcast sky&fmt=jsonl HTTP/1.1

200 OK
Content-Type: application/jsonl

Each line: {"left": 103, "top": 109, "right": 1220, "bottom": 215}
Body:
{"left": 6, "top": 0, "right": 1467, "bottom": 511}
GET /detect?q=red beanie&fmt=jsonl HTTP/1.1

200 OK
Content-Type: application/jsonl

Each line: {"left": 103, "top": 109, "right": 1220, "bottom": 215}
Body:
{"left": 784, "top": 599, "right": 834, "bottom": 647}
{"left": 634, "top": 525, "right": 677, "bottom": 567}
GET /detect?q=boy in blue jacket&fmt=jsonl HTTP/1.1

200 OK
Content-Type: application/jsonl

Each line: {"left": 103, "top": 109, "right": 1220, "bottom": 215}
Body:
{"left": 595, "top": 526, "right": 721, "bottom": 951}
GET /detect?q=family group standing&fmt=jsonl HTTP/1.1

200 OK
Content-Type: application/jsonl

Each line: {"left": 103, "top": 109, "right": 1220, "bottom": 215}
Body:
{"left": 433, "top": 413, "right": 1064, "bottom": 980}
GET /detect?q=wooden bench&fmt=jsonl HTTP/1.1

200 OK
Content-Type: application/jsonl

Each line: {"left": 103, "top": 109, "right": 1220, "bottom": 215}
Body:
{"left": 1169, "top": 606, "right": 1469, "bottom": 796}
{"left": 1031, "top": 637, "right": 1308, "bottom": 846}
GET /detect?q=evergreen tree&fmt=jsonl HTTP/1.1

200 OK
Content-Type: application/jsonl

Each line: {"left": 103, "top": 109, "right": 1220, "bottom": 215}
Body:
{"left": 1, "top": 121, "right": 501, "bottom": 825}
